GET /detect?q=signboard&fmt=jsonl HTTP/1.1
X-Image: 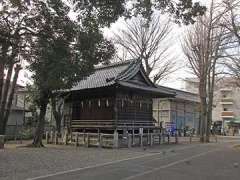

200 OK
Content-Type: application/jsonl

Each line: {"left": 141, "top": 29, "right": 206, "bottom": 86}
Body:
{"left": 165, "top": 122, "right": 176, "bottom": 133}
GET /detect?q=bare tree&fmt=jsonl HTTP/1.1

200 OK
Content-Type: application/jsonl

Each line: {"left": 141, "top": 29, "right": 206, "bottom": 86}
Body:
{"left": 221, "top": 0, "right": 240, "bottom": 86}
{"left": 182, "top": 0, "right": 228, "bottom": 142}
{"left": 222, "top": 0, "right": 240, "bottom": 44}
{"left": 113, "top": 15, "right": 177, "bottom": 83}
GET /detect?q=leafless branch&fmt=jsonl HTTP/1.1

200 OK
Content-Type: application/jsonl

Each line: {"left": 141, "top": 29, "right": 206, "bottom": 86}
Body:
{"left": 113, "top": 14, "right": 177, "bottom": 83}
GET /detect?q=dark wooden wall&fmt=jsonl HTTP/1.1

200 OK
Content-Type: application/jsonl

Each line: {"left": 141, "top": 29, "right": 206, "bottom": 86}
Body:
{"left": 72, "top": 97, "right": 114, "bottom": 120}
{"left": 116, "top": 93, "right": 154, "bottom": 127}
{"left": 65, "top": 86, "right": 155, "bottom": 130}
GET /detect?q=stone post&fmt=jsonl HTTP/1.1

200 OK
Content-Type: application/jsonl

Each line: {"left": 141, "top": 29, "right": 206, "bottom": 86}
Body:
{"left": 139, "top": 134, "right": 143, "bottom": 147}
{"left": 128, "top": 134, "right": 132, "bottom": 148}
{"left": 189, "top": 135, "right": 192, "bottom": 144}
{"left": 147, "top": 129, "right": 150, "bottom": 145}
{"left": 150, "top": 133, "right": 153, "bottom": 146}
{"left": 54, "top": 131, "right": 58, "bottom": 145}
{"left": 167, "top": 134, "right": 170, "bottom": 144}
{"left": 50, "top": 130, "right": 54, "bottom": 144}
{"left": 64, "top": 129, "right": 68, "bottom": 145}
{"left": 0, "top": 135, "right": 4, "bottom": 149}
{"left": 175, "top": 133, "right": 178, "bottom": 144}
{"left": 113, "top": 130, "right": 119, "bottom": 148}
{"left": 132, "top": 129, "right": 135, "bottom": 146}
{"left": 46, "top": 131, "right": 49, "bottom": 144}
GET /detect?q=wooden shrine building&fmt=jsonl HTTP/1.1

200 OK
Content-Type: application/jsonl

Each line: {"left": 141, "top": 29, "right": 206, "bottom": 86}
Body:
{"left": 63, "top": 60, "right": 175, "bottom": 133}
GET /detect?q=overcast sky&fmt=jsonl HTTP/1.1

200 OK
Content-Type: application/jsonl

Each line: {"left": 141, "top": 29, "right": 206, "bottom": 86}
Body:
{"left": 102, "top": 3, "right": 206, "bottom": 90}
{"left": 102, "top": 0, "right": 210, "bottom": 90}
{"left": 18, "top": 0, "right": 208, "bottom": 90}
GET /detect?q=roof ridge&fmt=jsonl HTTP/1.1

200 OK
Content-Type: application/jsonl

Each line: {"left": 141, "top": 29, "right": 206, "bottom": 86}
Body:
{"left": 116, "top": 59, "right": 140, "bottom": 81}
{"left": 94, "top": 59, "right": 136, "bottom": 70}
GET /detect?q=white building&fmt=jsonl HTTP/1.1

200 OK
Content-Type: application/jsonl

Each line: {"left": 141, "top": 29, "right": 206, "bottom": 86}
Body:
{"left": 184, "top": 77, "right": 240, "bottom": 135}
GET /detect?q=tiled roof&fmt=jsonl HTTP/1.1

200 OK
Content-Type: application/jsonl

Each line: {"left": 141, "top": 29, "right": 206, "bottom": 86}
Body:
{"left": 175, "top": 89, "right": 199, "bottom": 102}
{"left": 70, "top": 60, "right": 175, "bottom": 97}
{"left": 156, "top": 85, "right": 200, "bottom": 102}
{"left": 119, "top": 81, "right": 175, "bottom": 96}
{"left": 71, "top": 61, "right": 132, "bottom": 91}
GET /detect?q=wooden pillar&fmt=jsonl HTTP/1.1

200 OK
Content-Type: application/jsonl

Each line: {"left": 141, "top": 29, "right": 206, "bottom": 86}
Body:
{"left": 162, "top": 132, "right": 165, "bottom": 143}
{"left": 75, "top": 132, "right": 79, "bottom": 147}
{"left": 0, "top": 135, "right": 5, "bottom": 149}
{"left": 158, "top": 100, "right": 160, "bottom": 126}
{"left": 114, "top": 92, "right": 119, "bottom": 129}
{"left": 86, "top": 133, "right": 89, "bottom": 147}
{"left": 99, "top": 134, "right": 102, "bottom": 148}
{"left": 159, "top": 134, "right": 161, "bottom": 144}
{"left": 97, "top": 129, "right": 101, "bottom": 147}
{"left": 83, "top": 129, "right": 86, "bottom": 144}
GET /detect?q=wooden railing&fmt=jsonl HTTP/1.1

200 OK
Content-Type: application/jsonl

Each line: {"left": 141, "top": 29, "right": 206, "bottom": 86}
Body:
{"left": 71, "top": 119, "right": 155, "bottom": 129}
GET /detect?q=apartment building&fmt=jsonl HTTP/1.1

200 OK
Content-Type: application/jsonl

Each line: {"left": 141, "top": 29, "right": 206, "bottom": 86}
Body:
{"left": 184, "top": 78, "right": 240, "bottom": 135}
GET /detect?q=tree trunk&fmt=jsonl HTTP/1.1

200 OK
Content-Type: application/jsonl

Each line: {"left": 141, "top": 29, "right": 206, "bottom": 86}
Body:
{"left": 199, "top": 76, "right": 207, "bottom": 143}
{"left": 51, "top": 97, "right": 63, "bottom": 136}
{"left": 32, "top": 91, "right": 49, "bottom": 147}
{"left": 0, "top": 62, "right": 14, "bottom": 134}
{"left": 0, "top": 62, "right": 4, "bottom": 135}
{"left": 1, "top": 65, "right": 21, "bottom": 135}
{"left": 0, "top": 43, "right": 9, "bottom": 104}
{"left": 206, "top": 61, "right": 216, "bottom": 143}
{"left": 0, "top": 62, "right": 4, "bottom": 104}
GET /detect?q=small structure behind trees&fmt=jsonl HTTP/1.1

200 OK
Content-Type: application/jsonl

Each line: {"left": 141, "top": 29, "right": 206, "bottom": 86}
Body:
{"left": 153, "top": 87, "right": 200, "bottom": 135}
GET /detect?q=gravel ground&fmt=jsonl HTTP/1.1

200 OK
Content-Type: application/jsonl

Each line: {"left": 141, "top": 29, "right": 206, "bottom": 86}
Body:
{"left": 0, "top": 136, "right": 227, "bottom": 180}
{"left": 0, "top": 140, "right": 188, "bottom": 180}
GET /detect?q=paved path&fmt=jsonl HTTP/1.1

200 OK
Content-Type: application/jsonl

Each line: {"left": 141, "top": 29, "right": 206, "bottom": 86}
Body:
{"left": 27, "top": 139, "right": 240, "bottom": 180}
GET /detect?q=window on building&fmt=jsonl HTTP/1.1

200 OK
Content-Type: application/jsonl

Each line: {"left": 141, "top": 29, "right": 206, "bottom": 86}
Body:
{"left": 223, "top": 108, "right": 228, "bottom": 111}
